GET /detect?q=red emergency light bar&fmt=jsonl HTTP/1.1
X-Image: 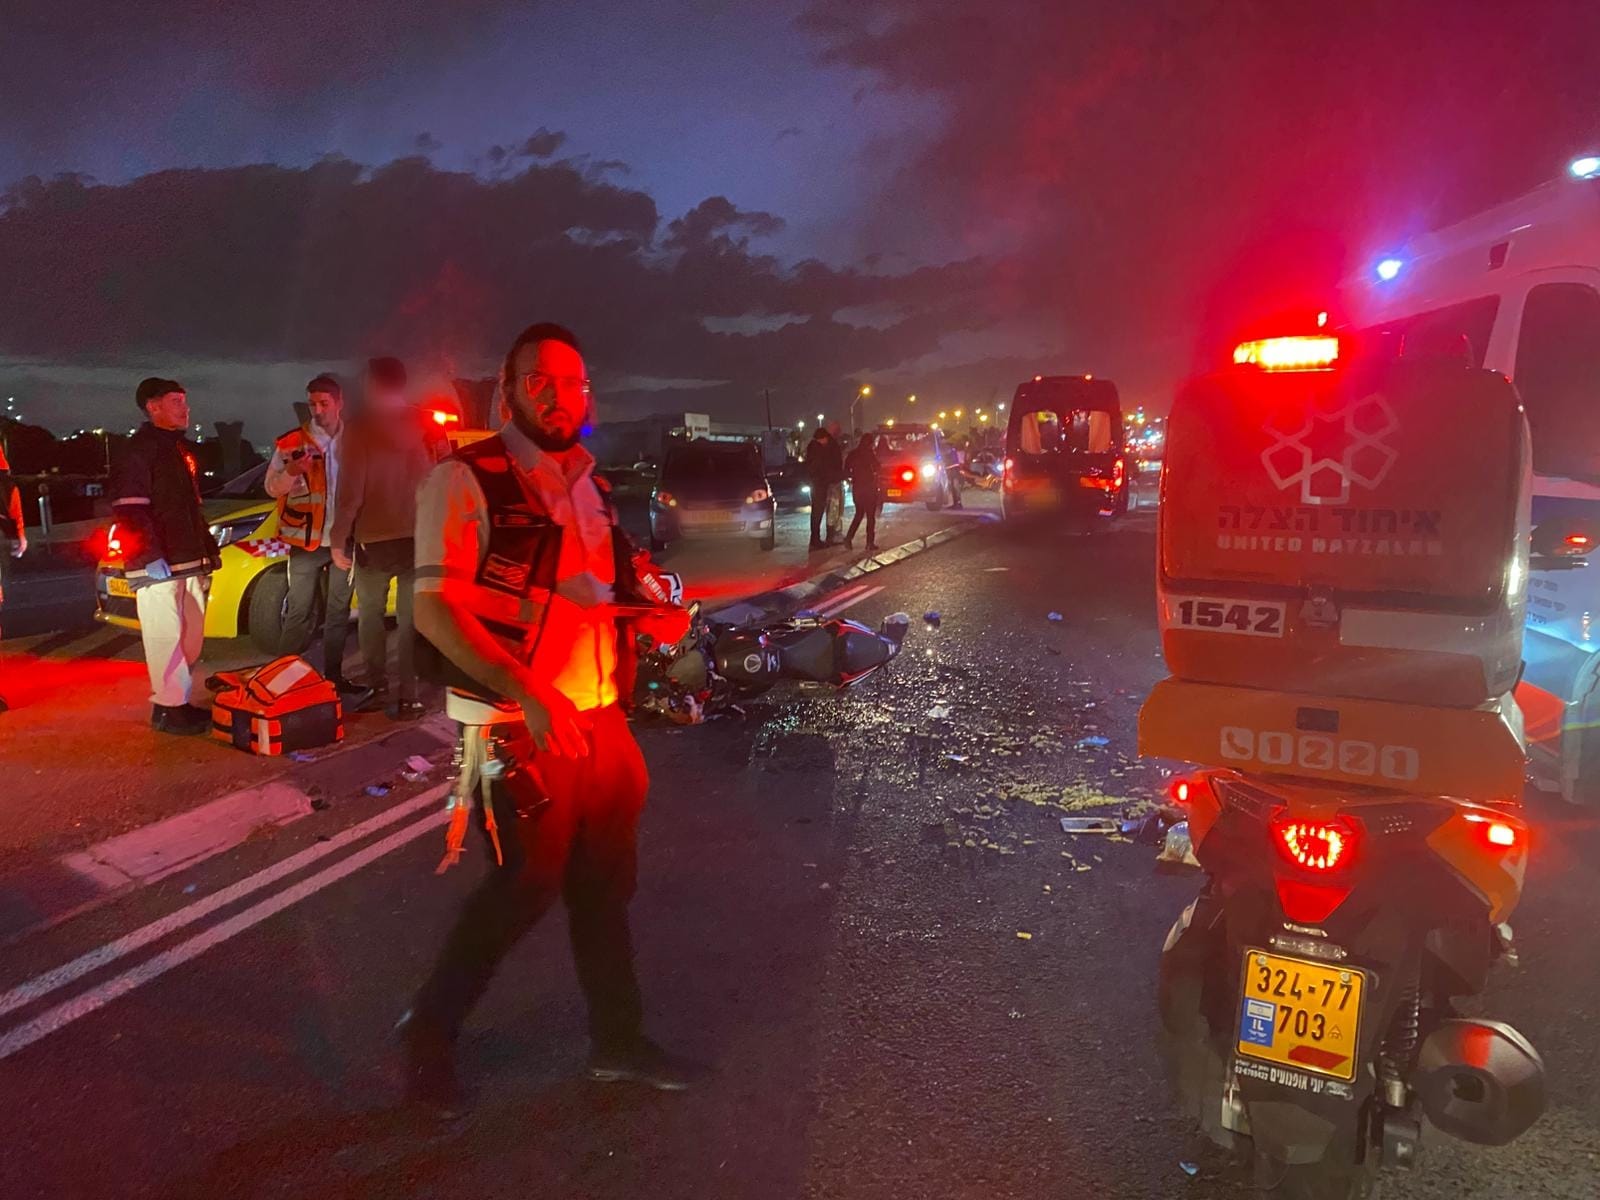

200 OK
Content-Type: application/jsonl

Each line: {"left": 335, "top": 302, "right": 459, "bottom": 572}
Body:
{"left": 1233, "top": 335, "right": 1341, "bottom": 372}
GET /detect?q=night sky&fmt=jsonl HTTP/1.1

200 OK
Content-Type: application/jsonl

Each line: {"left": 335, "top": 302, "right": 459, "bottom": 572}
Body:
{"left": 3, "top": 0, "right": 1598, "bottom": 439}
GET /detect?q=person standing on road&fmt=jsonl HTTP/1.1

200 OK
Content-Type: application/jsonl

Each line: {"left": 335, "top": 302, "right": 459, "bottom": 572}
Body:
{"left": 804, "top": 423, "right": 841, "bottom": 550}
{"left": 329, "top": 357, "right": 433, "bottom": 719}
{"left": 0, "top": 442, "right": 27, "bottom": 714}
{"left": 843, "top": 432, "right": 882, "bottom": 553}
{"left": 825, "top": 420, "right": 847, "bottom": 538}
{"left": 397, "top": 321, "right": 701, "bottom": 1112}
{"left": 109, "top": 378, "right": 221, "bottom": 736}
{"left": 264, "top": 374, "right": 367, "bottom": 702}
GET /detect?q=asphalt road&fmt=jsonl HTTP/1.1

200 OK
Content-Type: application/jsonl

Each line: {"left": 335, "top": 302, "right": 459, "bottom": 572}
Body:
{"left": 1, "top": 519, "right": 1597, "bottom": 1199}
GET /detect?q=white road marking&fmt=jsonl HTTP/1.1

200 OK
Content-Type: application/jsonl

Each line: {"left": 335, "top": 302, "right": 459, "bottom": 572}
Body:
{"left": 0, "top": 784, "right": 450, "bottom": 1023}
{"left": 815, "top": 584, "right": 884, "bottom": 617}
{"left": 0, "top": 806, "right": 448, "bottom": 1061}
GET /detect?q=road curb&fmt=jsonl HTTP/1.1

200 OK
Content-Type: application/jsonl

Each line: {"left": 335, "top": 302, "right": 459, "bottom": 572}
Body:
{"left": 707, "top": 513, "right": 996, "bottom": 627}
{"left": 0, "top": 714, "right": 456, "bottom": 946}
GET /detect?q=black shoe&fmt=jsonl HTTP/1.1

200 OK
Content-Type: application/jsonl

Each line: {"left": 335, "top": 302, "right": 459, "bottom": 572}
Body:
{"left": 393, "top": 699, "right": 426, "bottom": 721}
{"left": 151, "top": 703, "right": 209, "bottom": 736}
{"left": 587, "top": 1038, "right": 708, "bottom": 1091}
{"left": 355, "top": 683, "right": 388, "bottom": 714}
{"left": 809, "top": 539, "right": 826, "bottom": 551}
{"left": 865, "top": 542, "right": 879, "bottom": 554}
{"left": 395, "top": 1010, "right": 465, "bottom": 1118}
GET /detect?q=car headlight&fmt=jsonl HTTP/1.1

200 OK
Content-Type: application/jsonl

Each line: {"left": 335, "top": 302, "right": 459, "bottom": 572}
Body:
{"left": 801, "top": 484, "right": 812, "bottom": 495}
{"left": 920, "top": 462, "right": 938, "bottom": 479}
{"left": 210, "top": 514, "right": 268, "bottom": 548}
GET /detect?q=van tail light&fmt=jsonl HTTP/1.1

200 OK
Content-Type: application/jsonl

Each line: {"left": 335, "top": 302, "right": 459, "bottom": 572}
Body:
{"left": 1563, "top": 533, "right": 1592, "bottom": 553}
{"left": 1112, "top": 457, "right": 1125, "bottom": 489}
{"left": 898, "top": 467, "right": 916, "bottom": 485}
{"left": 1233, "top": 335, "right": 1341, "bottom": 371}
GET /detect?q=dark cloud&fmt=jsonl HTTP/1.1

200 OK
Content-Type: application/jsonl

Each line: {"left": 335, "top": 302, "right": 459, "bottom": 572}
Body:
{"left": 518, "top": 128, "right": 569, "bottom": 159}
{"left": 413, "top": 132, "right": 444, "bottom": 155}
{"left": 665, "top": 196, "right": 787, "bottom": 251}
{"left": 801, "top": 0, "right": 1600, "bottom": 386}
{"left": 0, "top": 156, "right": 988, "bottom": 431}
{"left": 775, "top": 126, "right": 804, "bottom": 142}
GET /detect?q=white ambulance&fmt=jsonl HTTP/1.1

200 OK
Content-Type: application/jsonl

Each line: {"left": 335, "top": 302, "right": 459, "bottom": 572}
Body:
{"left": 1341, "top": 155, "right": 1600, "bottom": 802}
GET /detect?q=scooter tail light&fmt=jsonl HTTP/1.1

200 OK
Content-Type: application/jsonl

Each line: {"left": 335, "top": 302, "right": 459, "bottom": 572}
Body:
{"left": 1275, "top": 878, "right": 1354, "bottom": 924}
{"left": 1270, "top": 814, "right": 1361, "bottom": 873}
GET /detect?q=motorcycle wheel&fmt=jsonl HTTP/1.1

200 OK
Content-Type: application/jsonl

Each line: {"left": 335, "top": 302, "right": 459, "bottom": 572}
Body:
{"left": 1256, "top": 1156, "right": 1378, "bottom": 1200}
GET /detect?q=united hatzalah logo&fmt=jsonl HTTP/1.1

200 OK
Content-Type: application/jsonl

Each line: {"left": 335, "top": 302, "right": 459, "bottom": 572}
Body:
{"left": 1260, "top": 392, "right": 1399, "bottom": 506}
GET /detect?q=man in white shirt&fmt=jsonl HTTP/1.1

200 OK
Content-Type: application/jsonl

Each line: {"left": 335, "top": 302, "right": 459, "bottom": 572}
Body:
{"left": 264, "top": 374, "right": 361, "bottom": 695}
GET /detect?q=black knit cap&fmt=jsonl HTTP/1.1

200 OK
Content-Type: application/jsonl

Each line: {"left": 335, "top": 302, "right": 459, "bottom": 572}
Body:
{"left": 306, "top": 373, "right": 342, "bottom": 399}
{"left": 367, "top": 357, "right": 407, "bottom": 390}
{"left": 135, "top": 377, "right": 185, "bottom": 409}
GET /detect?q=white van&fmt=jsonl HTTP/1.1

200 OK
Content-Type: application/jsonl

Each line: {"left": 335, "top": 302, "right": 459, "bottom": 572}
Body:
{"left": 1340, "top": 156, "right": 1600, "bottom": 802}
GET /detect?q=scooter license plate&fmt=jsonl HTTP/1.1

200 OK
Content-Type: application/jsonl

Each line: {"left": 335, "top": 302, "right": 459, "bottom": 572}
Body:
{"left": 1237, "top": 949, "right": 1365, "bottom": 1082}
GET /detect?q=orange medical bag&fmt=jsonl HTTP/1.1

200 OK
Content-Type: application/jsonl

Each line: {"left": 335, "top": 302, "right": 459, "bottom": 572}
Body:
{"left": 209, "top": 655, "right": 344, "bottom": 755}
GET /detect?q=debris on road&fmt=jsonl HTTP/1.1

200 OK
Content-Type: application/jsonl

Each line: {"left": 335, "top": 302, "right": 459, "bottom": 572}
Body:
{"left": 1158, "top": 821, "right": 1203, "bottom": 870}
{"left": 1075, "top": 735, "right": 1111, "bottom": 749}
{"left": 1060, "top": 816, "right": 1121, "bottom": 834}
{"left": 923, "top": 610, "right": 942, "bottom": 627}
{"left": 926, "top": 703, "right": 952, "bottom": 719}
{"left": 364, "top": 784, "right": 390, "bottom": 798}
{"left": 941, "top": 753, "right": 969, "bottom": 764}
{"left": 1047, "top": 611, "right": 1064, "bottom": 622}
{"left": 1179, "top": 1161, "right": 1199, "bottom": 1178}
{"left": 1016, "top": 931, "right": 1033, "bottom": 940}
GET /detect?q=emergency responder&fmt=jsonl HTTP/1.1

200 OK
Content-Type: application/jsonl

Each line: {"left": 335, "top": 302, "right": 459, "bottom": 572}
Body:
{"left": 397, "top": 322, "right": 701, "bottom": 1112}
{"left": 330, "top": 357, "right": 432, "bottom": 718}
{"left": 110, "top": 378, "right": 221, "bottom": 735}
{"left": 264, "top": 374, "right": 367, "bottom": 702}
{"left": 0, "top": 441, "right": 27, "bottom": 714}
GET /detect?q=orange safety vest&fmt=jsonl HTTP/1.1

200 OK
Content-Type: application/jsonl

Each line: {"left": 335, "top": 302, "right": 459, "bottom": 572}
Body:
{"left": 273, "top": 426, "right": 329, "bottom": 551}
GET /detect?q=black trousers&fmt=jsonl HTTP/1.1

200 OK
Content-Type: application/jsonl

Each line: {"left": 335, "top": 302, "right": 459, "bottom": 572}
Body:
{"left": 353, "top": 537, "right": 416, "bottom": 699}
{"left": 809, "top": 481, "right": 833, "bottom": 543}
{"left": 846, "top": 496, "right": 881, "bottom": 545}
{"left": 411, "top": 706, "right": 649, "bottom": 1050}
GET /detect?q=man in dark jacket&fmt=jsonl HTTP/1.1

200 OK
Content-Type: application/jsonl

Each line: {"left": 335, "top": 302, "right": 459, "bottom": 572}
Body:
{"left": 110, "top": 378, "right": 221, "bottom": 735}
{"left": 330, "top": 357, "right": 436, "bottom": 719}
{"left": 804, "top": 424, "right": 843, "bottom": 550}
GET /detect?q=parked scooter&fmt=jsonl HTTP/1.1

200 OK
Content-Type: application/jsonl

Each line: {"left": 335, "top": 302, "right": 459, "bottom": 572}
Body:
{"left": 635, "top": 603, "right": 911, "bottom": 723}
{"left": 1141, "top": 323, "right": 1545, "bottom": 1197}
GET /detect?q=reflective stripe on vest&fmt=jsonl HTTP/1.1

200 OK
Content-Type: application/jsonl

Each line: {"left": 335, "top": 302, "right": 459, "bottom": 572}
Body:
{"left": 273, "top": 426, "right": 329, "bottom": 551}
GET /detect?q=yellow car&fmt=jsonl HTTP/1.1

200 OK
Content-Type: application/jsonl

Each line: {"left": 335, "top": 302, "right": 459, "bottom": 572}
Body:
{"left": 95, "top": 426, "right": 490, "bottom": 653}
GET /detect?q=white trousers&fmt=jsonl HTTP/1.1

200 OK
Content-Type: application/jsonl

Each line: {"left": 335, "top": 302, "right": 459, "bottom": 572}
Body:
{"left": 135, "top": 575, "right": 210, "bottom": 707}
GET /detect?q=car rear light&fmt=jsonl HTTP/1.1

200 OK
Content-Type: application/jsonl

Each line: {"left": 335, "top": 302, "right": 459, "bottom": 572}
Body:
{"left": 1003, "top": 457, "right": 1014, "bottom": 474}
{"left": 745, "top": 488, "right": 770, "bottom": 505}
{"left": 1487, "top": 822, "right": 1517, "bottom": 847}
{"left": 429, "top": 409, "right": 460, "bottom": 426}
{"left": 1233, "top": 335, "right": 1341, "bottom": 372}
{"left": 898, "top": 467, "right": 916, "bottom": 484}
{"left": 1271, "top": 814, "right": 1361, "bottom": 873}
{"left": 1112, "top": 457, "right": 1125, "bottom": 489}
{"left": 1565, "top": 533, "right": 1592, "bottom": 551}
{"left": 656, "top": 490, "right": 678, "bottom": 508}
{"left": 103, "top": 523, "right": 126, "bottom": 560}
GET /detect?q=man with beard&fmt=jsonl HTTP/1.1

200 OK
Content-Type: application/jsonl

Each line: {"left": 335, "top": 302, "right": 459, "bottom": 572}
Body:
{"left": 396, "top": 322, "right": 699, "bottom": 1113}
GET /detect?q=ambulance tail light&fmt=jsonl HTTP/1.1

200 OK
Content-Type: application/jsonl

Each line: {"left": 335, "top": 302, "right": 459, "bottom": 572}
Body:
{"left": 1233, "top": 335, "right": 1341, "bottom": 372}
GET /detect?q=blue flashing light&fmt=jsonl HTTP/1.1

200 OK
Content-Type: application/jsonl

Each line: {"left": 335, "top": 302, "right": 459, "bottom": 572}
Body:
{"left": 1571, "top": 155, "right": 1600, "bottom": 180}
{"left": 1376, "top": 258, "right": 1404, "bottom": 282}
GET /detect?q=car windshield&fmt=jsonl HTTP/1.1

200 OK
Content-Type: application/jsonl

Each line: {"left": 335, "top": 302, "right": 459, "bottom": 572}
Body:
{"left": 208, "top": 462, "right": 270, "bottom": 500}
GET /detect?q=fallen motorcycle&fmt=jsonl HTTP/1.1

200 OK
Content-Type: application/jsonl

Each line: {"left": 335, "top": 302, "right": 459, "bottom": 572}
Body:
{"left": 634, "top": 603, "right": 911, "bottom": 722}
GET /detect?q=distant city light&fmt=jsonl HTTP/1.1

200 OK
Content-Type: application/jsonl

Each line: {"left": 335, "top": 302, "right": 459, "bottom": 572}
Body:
{"left": 1570, "top": 155, "right": 1600, "bottom": 179}
{"left": 1376, "top": 258, "right": 1404, "bottom": 281}
{"left": 816, "top": 412, "right": 824, "bottom": 423}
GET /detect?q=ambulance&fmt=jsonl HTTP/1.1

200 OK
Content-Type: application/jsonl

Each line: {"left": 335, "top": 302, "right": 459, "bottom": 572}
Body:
{"left": 1335, "top": 154, "right": 1600, "bottom": 802}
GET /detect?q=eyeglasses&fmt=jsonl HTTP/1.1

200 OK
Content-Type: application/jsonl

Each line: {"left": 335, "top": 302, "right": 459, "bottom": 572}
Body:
{"left": 521, "top": 372, "right": 593, "bottom": 400}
